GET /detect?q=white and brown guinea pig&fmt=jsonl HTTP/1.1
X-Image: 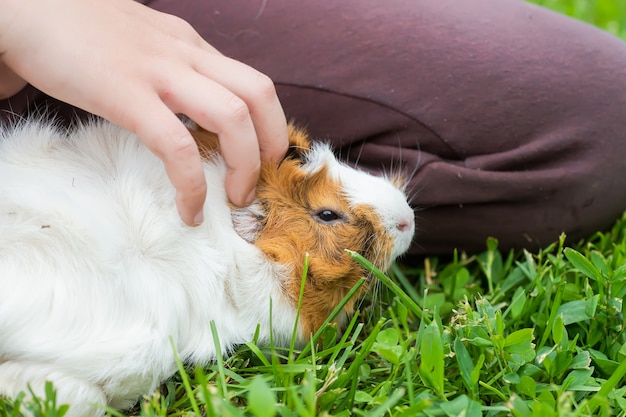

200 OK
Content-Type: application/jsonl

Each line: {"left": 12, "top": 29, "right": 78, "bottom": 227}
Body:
{"left": 0, "top": 118, "right": 415, "bottom": 416}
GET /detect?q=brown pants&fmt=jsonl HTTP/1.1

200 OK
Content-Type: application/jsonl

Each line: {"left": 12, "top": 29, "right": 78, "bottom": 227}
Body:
{"left": 3, "top": 0, "right": 626, "bottom": 255}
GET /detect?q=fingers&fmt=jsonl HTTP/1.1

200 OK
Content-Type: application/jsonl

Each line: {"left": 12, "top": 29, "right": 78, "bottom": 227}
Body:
{"left": 191, "top": 55, "right": 290, "bottom": 164}
{"left": 130, "top": 18, "right": 288, "bottom": 210}
{"left": 123, "top": 97, "right": 207, "bottom": 227}
{"left": 159, "top": 71, "right": 262, "bottom": 208}
{"left": 198, "top": 93, "right": 261, "bottom": 207}
{"left": 148, "top": 58, "right": 287, "bottom": 213}
{"left": 135, "top": 4, "right": 288, "bottom": 169}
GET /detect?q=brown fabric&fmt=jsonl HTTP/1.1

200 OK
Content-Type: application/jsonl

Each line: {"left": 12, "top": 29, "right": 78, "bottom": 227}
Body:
{"left": 3, "top": 0, "right": 626, "bottom": 255}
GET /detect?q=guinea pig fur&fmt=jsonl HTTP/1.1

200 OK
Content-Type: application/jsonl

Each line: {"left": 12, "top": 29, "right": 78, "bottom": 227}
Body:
{"left": 0, "top": 118, "right": 415, "bottom": 416}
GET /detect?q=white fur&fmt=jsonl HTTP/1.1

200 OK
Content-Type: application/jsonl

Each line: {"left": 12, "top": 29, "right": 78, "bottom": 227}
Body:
{"left": 0, "top": 119, "right": 414, "bottom": 416}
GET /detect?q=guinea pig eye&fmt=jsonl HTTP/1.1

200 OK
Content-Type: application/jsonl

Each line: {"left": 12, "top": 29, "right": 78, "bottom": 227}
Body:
{"left": 315, "top": 209, "right": 343, "bottom": 224}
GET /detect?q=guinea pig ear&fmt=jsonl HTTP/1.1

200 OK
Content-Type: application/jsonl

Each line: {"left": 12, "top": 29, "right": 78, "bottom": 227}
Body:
{"left": 231, "top": 201, "right": 266, "bottom": 244}
{"left": 283, "top": 123, "right": 312, "bottom": 164}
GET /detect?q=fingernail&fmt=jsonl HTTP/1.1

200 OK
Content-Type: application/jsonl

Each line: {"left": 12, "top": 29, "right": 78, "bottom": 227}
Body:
{"left": 193, "top": 211, "right": 204, "bottom": 226}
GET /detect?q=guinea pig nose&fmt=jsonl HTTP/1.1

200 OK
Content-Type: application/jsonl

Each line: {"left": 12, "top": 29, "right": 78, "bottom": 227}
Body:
{"left": 397, "top": 217, "right": 414, "bottom": 232}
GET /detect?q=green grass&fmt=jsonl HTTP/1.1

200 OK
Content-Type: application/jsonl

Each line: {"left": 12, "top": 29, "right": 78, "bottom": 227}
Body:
{"left": 2, "top": 2, "right": 626, "bottom": 416}
{"left": 528, "top": 0, "right": 626, "bottom": 39}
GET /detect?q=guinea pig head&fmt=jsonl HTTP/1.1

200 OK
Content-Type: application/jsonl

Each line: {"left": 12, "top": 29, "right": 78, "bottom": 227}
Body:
{"left": 248, "top": 126, "right": 415, "bottom": 336}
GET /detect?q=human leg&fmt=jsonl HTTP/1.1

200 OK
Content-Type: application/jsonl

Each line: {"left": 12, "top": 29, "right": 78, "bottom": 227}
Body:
{"left": 148, "top": 0, "right": 626, "bottom": 255}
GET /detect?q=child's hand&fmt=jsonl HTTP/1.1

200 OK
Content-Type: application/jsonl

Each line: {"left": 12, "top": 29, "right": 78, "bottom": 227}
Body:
{"left": 0, "top": 0, "right": 289, "bottom": 226}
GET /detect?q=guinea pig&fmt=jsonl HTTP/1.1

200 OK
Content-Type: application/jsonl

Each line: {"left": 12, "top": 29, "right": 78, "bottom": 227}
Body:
{"left": 0, "top": 118, "right": 415, "bottom": 416}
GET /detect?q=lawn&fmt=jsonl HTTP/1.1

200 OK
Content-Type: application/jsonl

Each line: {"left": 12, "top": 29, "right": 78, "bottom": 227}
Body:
{"left": 2, "top": 1, "right": 626, "bottom": 416}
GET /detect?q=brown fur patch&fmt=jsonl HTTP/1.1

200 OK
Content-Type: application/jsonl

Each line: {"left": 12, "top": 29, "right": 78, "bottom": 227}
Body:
{"left": 253, "top": 128, "right": 394, "bottom": 335}
{"left": 189, "top": 128, "right": 220, "bottom": 160}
